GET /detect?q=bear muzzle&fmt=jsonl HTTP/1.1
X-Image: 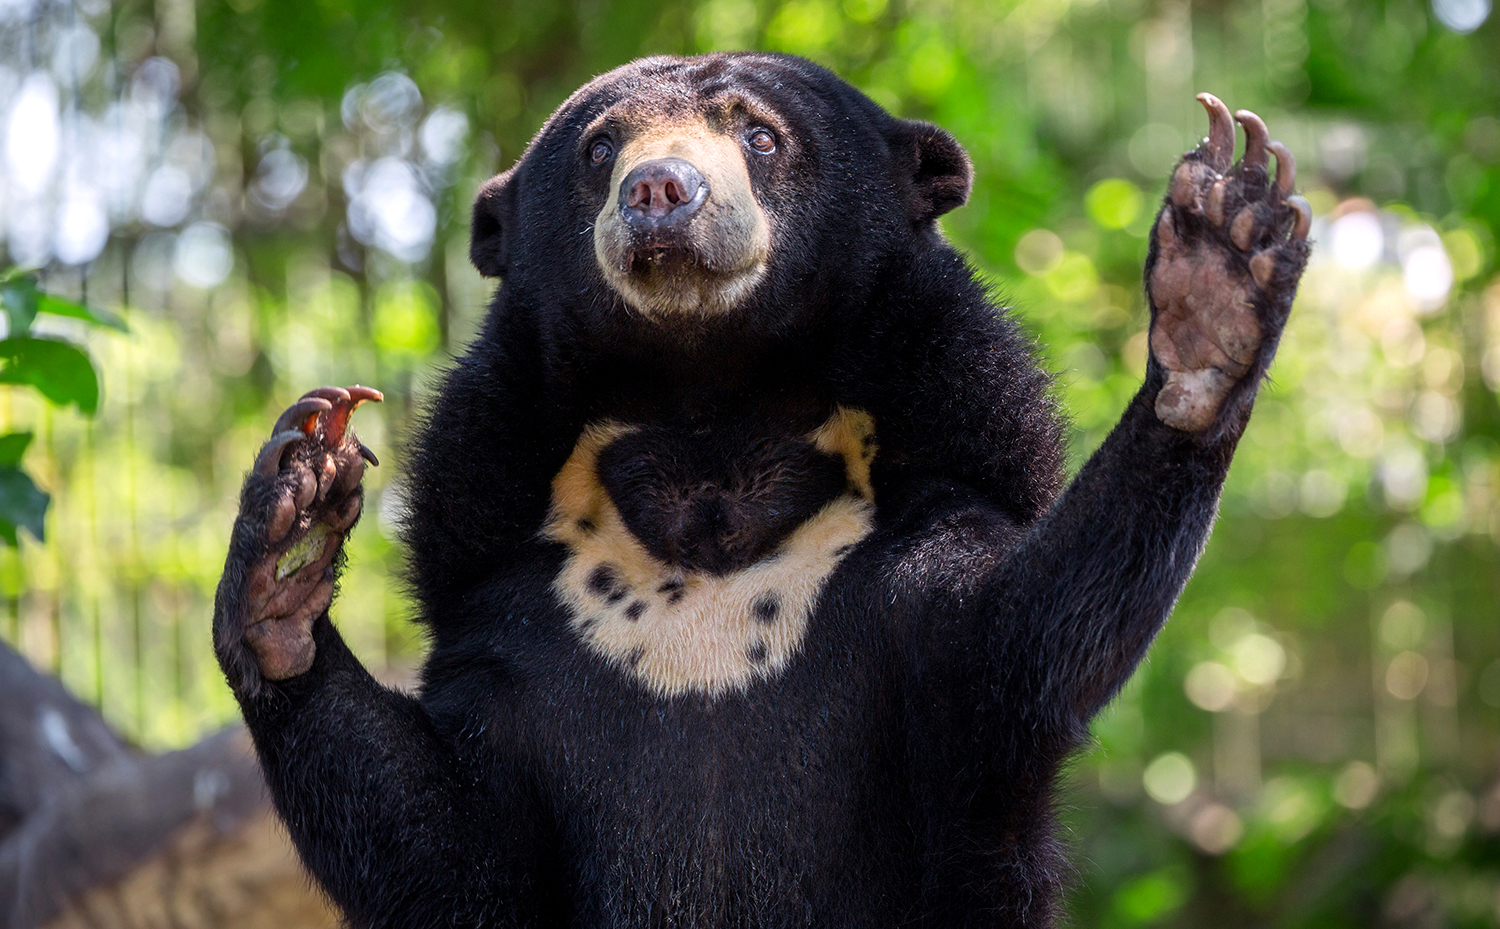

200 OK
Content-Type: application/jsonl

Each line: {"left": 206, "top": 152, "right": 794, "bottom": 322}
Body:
{"left": 592, "top": 116, "right": 771, "bottom": 318}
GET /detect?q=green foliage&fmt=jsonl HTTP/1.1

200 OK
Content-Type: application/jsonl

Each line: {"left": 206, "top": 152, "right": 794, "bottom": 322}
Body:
{"left": 0, "top": 339, "right": 100, "bottom": 415}
{"left": 0, "top": 269, "right": 120, "bottom": 543}
{"left": 0, "top": 433, "right": 47, "bottom": 545}
{"left": 0, "top": 268, "right": 126, "bottom": 333}
{"left": 0, "top": 274, "right": 39, "bottom": 335}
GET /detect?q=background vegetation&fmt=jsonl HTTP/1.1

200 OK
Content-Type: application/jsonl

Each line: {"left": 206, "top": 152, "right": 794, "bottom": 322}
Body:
{"left": 1, "top": 0, "right": 1498, "bottom": 924}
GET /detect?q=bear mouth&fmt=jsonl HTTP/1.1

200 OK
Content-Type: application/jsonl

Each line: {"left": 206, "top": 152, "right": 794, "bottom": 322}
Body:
{"left": 626, "top": 243, "right": 697, "bottom": 275}
{"left": 604, "top": 232, "right": 768, "bottom": 317}
{"left": 616, "top": 220, "right": 724, "bottom": 276}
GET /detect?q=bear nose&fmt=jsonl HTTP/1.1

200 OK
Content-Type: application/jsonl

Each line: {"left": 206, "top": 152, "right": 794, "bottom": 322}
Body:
{"left": 619, "top": 159, "right": 708, "bottom": 231}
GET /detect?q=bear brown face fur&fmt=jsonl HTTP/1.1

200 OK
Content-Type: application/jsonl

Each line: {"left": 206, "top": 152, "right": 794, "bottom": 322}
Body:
{"left": 216, "top": 51, "right": 1308, "bottom": 929}
{"left": 469, "top": 53, "right": 972, "bottom": 334}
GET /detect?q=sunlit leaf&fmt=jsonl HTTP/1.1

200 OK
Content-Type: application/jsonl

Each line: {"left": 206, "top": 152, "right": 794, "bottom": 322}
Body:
{"left": 0, "top": 432, "right": 32, "bottom": 467}
{"left": 0, "top": 465, "right": 48, "bottom": 543}
{"left": 0, "top": 337, "right": 100, "bottom": 414}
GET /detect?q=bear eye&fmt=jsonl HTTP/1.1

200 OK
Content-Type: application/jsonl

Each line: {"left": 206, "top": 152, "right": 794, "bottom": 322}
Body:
{"left": 747, "top": 128, "right": 776, "bottom": 154}
{"left": 589, "top": 137, "right": 614, "bottom": 165}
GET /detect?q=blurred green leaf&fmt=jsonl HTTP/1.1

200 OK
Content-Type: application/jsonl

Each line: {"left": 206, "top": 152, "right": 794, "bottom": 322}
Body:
{"left": 1085, "top": 179, "right": 1144, "bottom": 231}
{"left": 0, "top": 269, "right": 126, "bottom": 333}
{"left": 1112, "top": 868, "right": 1188, "bottom": 925}
{"left": 0, "top": 276, "right": 38, "bottom": 336}
{"left": 37, "top": 293, "right": 129, "bottom": 332}
{"left": 0, "top": 337, "right": 100, "bottom": 415}
{"left": 0, "top": 465, "right": 48, "bottom": 544}
{"left": 0, "top": 433, "right": 33, "bottom": 467}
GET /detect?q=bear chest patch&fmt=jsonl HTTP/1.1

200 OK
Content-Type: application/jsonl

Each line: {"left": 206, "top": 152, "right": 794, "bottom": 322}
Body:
{"left": 543, "top": 407, "right": 876, "bottom": 697}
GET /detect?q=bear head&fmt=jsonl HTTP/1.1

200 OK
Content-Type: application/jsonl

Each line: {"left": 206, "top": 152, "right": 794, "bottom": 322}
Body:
{"left": 469, "top": 53, "right": 972, "bottom": 335}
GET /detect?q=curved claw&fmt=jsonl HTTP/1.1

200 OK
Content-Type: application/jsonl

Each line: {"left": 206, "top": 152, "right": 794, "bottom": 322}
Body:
{"left": 1197, "top": 93, "right": 1235, "bottom": 172}
{"left": 1288, "top": 195, "right": 1312, "bottom": 239}
{"left": 272, "top": 398, "right": 333, "bottom": 437}
{"left": 255, "top": 430, "right": 309, "bottom": 477}
{"left": 1234, "top": 110, "right": 1269, "bottom": 172}
{"left": 359, "top": 443, "right": 380, "bottom": 466}
{"left": 302, "top": 386, "right": 352, "bottom": 404}
{"left": 1268, "top": 141, "right": 1296, "bottom": 195}
{"left": 322, "top": 384, "right": 384, "bottom": 446}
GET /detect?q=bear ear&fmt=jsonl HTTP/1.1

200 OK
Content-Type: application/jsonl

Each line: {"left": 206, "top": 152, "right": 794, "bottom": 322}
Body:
{"left": 899, "top": 120, "right": 973, "bottom": 223}
{"left": 470, "top": 169, "right": 517, "bottom": 278}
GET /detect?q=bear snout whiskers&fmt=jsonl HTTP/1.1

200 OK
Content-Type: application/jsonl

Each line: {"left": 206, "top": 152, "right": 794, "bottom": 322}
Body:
{"left": 621, "top": 158, "right": 709, "bottom": 231}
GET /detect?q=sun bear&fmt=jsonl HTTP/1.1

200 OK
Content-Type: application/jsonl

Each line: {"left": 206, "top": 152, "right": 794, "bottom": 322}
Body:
{"left": 213, "top": 52, "right": 1310, "bottom": 928}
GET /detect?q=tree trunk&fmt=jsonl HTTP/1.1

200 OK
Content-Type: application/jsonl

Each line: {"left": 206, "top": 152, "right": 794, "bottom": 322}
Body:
{"left": 0, "top": 642, "right": 335, "bottom": 929}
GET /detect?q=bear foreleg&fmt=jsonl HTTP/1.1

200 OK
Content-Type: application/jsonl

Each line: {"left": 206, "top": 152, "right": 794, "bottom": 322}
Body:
{"left": 213, "top": 388, "right": 542, "bottom": 929}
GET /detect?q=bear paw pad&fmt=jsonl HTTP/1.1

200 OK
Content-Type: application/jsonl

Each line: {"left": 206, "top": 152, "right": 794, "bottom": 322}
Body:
{"left": 1148, "top": 94, "right": 1311, "bottom": 433}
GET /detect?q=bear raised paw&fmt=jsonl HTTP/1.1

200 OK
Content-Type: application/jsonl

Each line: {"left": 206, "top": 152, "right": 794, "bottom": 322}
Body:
{"left": 214, "top": 54, "right": 1309, "bottom": 929}
{"left": 213, "top": 386, "right": 380, "bottom": 691}
{"left": 1148, "top": 94, "right": 1311, "bottom": 433}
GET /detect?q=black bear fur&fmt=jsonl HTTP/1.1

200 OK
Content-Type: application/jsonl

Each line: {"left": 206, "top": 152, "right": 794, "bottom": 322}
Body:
{"left": 218, "top": 53, "right": 1308, "bottom": 928}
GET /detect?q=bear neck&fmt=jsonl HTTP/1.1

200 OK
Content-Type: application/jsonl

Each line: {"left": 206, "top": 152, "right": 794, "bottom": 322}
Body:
{"left": 500, "top": 280, "right": 849, "bottom": 415}
{"left": 575, "top": 330, "right": 839, "bottom": 431}
{"left": 488, "top": 238, "right": 949, "bottom": 434}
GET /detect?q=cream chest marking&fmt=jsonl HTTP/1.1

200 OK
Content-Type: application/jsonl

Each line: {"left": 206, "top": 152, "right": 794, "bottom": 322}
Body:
{"left": 543, "top": 408, "right": 877, "bottom": 697}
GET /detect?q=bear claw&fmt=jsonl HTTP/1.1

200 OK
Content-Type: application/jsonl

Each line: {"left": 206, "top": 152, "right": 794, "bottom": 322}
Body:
{"left": 1269, "top": 141, "right": 1296, "bottom": 195}
{"left": 1196, "top": 93, "right": 1235, "bottom": 172}
{"left": 1288, "top": 195, "right": 1311, "bottom": 239}
{"left": 256, "top": 429, "right": 313, "bottom": 477}
{"left": 1234, "top": 110, "right": 1269, "bottom": 174}
{"left": 274, "top": 397, "right": 333, "bottom": 435}
{"left": 321, "top": 385, "right": 383, "bottom": 446}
